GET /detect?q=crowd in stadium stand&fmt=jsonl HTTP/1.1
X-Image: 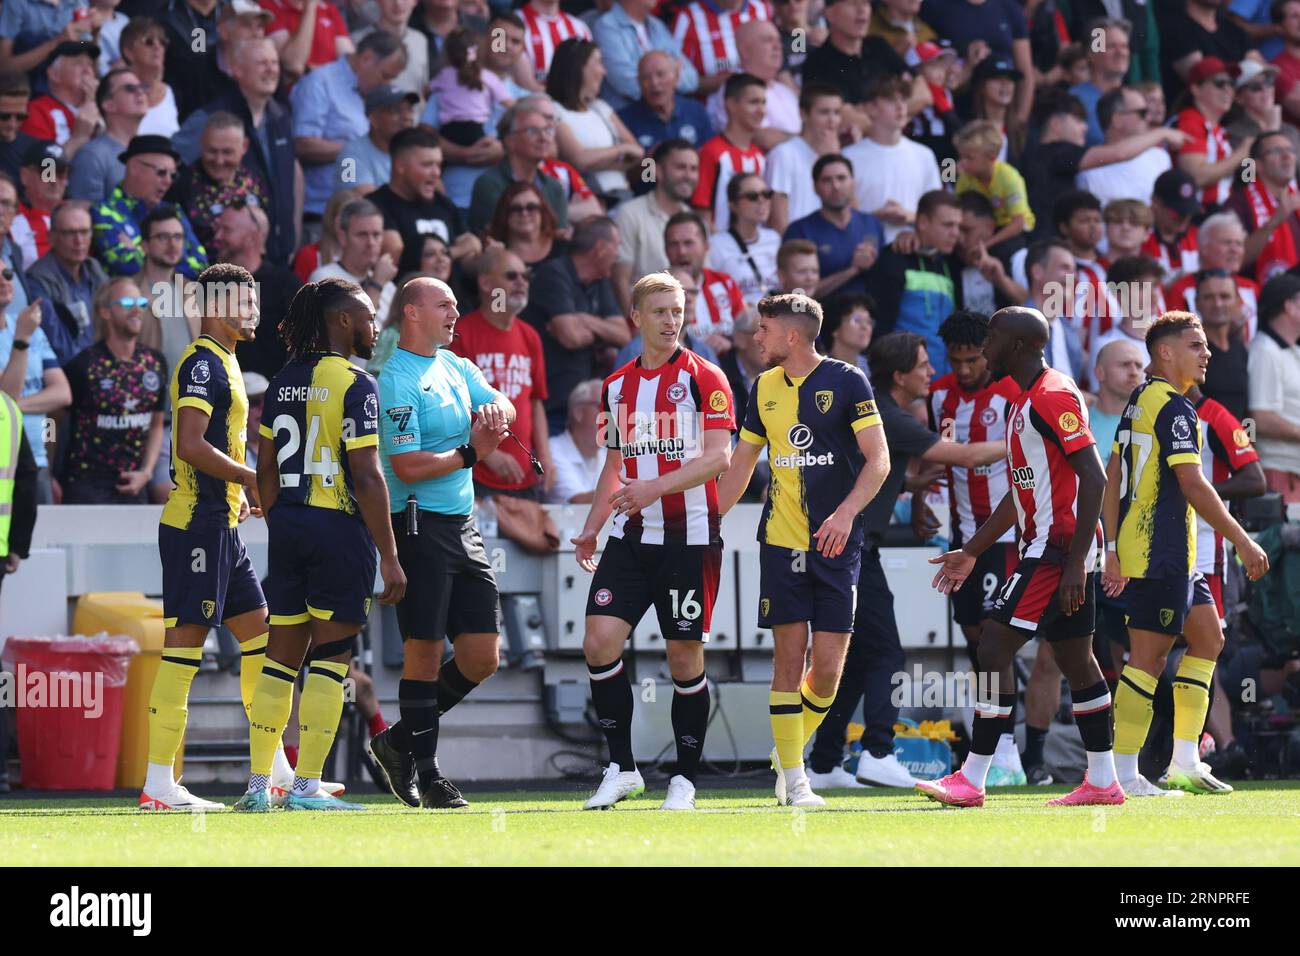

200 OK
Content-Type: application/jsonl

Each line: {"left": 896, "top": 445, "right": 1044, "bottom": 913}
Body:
{"left": 2, "top": 0, "right": 1300, "bottom": 524}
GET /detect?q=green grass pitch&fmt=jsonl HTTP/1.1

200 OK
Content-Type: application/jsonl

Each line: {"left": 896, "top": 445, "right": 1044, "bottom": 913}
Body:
{"left": 3, "top": 782, "right": 1297, "bottom": 866}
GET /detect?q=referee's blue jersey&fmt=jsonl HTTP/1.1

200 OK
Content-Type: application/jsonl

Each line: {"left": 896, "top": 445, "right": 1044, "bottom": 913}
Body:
{"left": 378, "top": 346, "right": 503, "bottom": 516}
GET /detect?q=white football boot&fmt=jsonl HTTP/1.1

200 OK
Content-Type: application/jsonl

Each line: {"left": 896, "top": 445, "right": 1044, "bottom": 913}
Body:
{"left": 139, "top": 779, "right": 225, "bottom": 812}
{"left": 582, "top": 763, "right": 646, "bottom": 809}
{"left": 660, "top": 775, "right": 697, "bottom": 811}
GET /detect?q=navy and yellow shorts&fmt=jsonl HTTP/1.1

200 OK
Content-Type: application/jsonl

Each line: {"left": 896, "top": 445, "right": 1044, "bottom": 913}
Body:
{"left": 757, "top": 541, "right": 861, "bottom": 634}
{"left": 265, "top": 504, "right": 377, "bottom": 627}
{"left": 159, "top": 523, "right": 266, "bottom": 629}
{"left": 1124, "top": 572, "right": 1215, "bottom": 637}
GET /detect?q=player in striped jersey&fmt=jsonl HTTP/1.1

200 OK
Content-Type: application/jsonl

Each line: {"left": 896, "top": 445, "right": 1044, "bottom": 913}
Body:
{"left": 693, "top": 74, "right": 766, "bottom": 232}
{"left": 143, "top": 265, "right": 275, "bottom": 811}
{"left": 928, "top": 311, "right": 1026, "bottom": 784}
{"left": 518, "top": 0, "right": 592, "bottom": 84}
{"left": 235, "top": 278, "right": 406, "bottom": 812}
{"left": 673, "top": 0, "right": 772, "bottom": 91}
{"left": 1102, "top": 312, "right": 1269, "bottom": 796}
{"left": 718, "top": 292, "right": 889, "bottom": 807}
{"left": 925, "top": 306, "right": 1121, "bottom": 808}
{"left": 573, "top": 273, "right": 735, "bottom": 811}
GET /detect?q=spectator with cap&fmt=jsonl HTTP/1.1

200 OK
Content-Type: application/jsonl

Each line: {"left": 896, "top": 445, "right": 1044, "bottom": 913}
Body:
{"left": 92, "top": 134, "right": 207, "bottom": 279}
{"left": 118, "top": 16, "right": 179, "bottom": 138}
{"left": 1074, "top": 86, "right": 1185, "bottom": 210}
{"left": 920, "top": 0, "right": 1035, "bottom": 117}
{"left": 1249, "top": 272, "right": 1300, "bottom": 502}
{"left": 1141, "top": 168, "right": 1202, "bottom": 283}
{"left": 801, "top": 0, "right": 911, "bottom": 134}
{"left": 335, "top": 84, "right": 418, "bottom": 196}
{"left": 355, "top": 0, "right": 430, "bottom": 96}
{"left": 468, "top": 96, "right": 570, "bottom": 234}
{"left": 765, "top": 84, "right": 843, "bottom": 234}
{"left": 1068, "top": 17, "right": 1132, "bottom": 146}
{"left": 309, "top": 198, "right": 398, "bottom": 326}
{"left": 616, "top": 50, "right": 714, "bottom": 157}
{"left": 1227, "top": 130, "right": 1300, "bottom": 284}
{"left": 0, "top": 0, "right": 102, "bottom": 80}
{"left": 172, "top": 36, "right": 297, "bottom": 266}
{"left": 1227, "top": 59, "right": 1295, "bottom": 145}
{"left": 212, "top": 197, "right": 299, "bottom": 379}
{"left": 0, "top": 258, "right": 69, "bottom": 504}
{"left": 27, "top": 199, "right": 108, "bottom": 365}
{"left": 704, "top": 20, "right": 800, "bottom": 153}
{"left": 1174, "top": 57, "right": 1255, "bottom": 211}
{"left": 20, "top": 40, "right": 100, "bottom": 158}
{"left": 843, "top": 75, "right": 941, "bottom": 245}
{"left": 545, "top": 377, "right": 602, "bottom": 505}
{"left": 971, "top": 55, "right": 1026, "bottom": 163}
{"left": 263, "top": 0, "right": 355, "bottom": 82}
{"left": 783, "top": 153, "right": 885, "bottom": 300}
{"left": 166, "top": 111, "right": 270, "bottom": 254}
{"left": 905, "top": 40, "right": 960, "bottom": 167}
{"left": 610, "top": 138, "right": 698, "bottom": 314}
{"left": 291, "top": 30, "right": 408, "bottom": 220}
{"left": 593, "top": 0, "right": 700, "bottom": 112}
{"left": 1199, "top": 267, "right": 1252, "bottom": 420}
{"left": 0, "top": 72, "right": 38, "bottom": 184}
{"left": 1166, "top": 211, "right": 1259, "bottom": 338}
{"left": 14, "top": 141, "right": 69, "bottom": 267}
{"left": 61, "top": 275, "right": 167, "bottom": 504}
{"left": 522, "top": 215, "right": 629, "bottom": 435}
{"left": 166, "top": 1, "right": 268, "bottom": 121}
{"left": 369, "top": 128, "right": 474, "bottom": 276}
{"left": 67, "top": 68, "right": 150, "bottom": 204}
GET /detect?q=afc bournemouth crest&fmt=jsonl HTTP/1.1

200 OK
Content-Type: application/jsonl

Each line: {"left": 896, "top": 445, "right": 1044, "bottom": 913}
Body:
{"left": 816, "top": 390, "right": 833, "bottom": 413}
{"left": 201, "top": 600, "right": 216, "bottom": 619}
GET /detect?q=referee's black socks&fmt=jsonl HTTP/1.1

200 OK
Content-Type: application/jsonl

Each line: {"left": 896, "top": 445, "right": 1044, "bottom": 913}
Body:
{"left": 437, "top": 659, "right": 478, "bottom": 715}
{"left": 398, "top": 679, "right": 441, "bottom": 791}
{"left": 588, "top": 658, "right": 635, "bottom": 769}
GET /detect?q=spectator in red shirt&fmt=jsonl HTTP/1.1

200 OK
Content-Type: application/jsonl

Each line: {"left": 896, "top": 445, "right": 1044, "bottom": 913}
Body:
{"left": 14, "top": 141, "right": 69, "bottom": 267}
{"left": 1166, "top": 211, "right": 1260, "bottom": 339}
{"left": 1228, "top": 130, "right": 1300, "bottom": 284}
{"left": 1174, "top": 57, "right": 1254, "bottom": 210}
{"left": 264, "top": 0, "right": 355, "bottom": 81}
{"left": 692, "top": 73, "right": 766, "bottom": 232}
{"left": 21, "top": 40, "right": 99, "bottom": 160}
{"left": 1274, "top": 0, "right": 1300, "bottom": 125}
{"left": 449, "top": 246, "right": 553, "bottom": 499}
{"left": 664, "top": 209, "right": 745, "bottom": 355}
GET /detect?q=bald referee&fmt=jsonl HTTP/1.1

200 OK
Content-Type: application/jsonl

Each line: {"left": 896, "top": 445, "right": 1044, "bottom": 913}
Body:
{"left": 368, "top": 277, "right": 516, "bottom": 810}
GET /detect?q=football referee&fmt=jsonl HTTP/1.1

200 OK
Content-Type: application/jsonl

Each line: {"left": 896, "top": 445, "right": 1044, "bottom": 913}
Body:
{"left": 368, "top": 277, "right": 516, "bottom": 810}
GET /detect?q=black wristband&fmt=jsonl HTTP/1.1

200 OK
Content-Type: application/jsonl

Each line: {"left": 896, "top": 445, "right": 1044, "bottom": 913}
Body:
{"left": 11, "top": 339, "right": 28, "bottom": 351}
{"left": 458, "top": 443, "right": 478, "bottom": 469}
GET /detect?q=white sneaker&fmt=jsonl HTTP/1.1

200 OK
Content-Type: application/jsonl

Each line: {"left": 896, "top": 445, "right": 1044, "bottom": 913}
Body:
{"left": 660, "top": 775, "right": 696, "bottom": 811}
{"left": 784, "top": 775, "right": 826, "bottom": 807}
{"left": 582, "top": 763, "right": 645, "bottom": 809}
{"left": 1120, "top": 773, "right": 1185, "bottom": 798}
{"left": 770, "top": 748, "right": 787, "bottom": 805}
{"left": 138, "top": 780, "right": 225, "bottom": 812}
{"left": 807, "top": 765, "right": 868, "bottom": 789}
{"left": 854, "top": 751, "right": 918, "bottom": 788}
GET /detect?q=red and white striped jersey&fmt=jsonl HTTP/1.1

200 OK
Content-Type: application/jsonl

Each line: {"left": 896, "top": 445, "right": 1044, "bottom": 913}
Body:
{"left": 1175, "top": 107, "right": 1234, "bottom": 207}
{"left": 928, "top": 373, "right": 1021, "bottom": 545}
{"left": 520, "top": 1, "right": 592, "bottom": 81}
{"left": 1194, "top": 396, "right": 1259, "bottom": 577}
{"left": 673, "top": 0, "right": 772, "bottom": 78}
{"left": 539, "top": 157, "right": 595, "bottom": 202}
{"left": 1141, "top": 226, "right": 1199, "bottom": 284}
{"left": 1005, "top": 367, "right": 1100, "bottom": 566}
{"left": 599, "top": 348, "right": 736, "bottom": 546}
{"left": 1073, "top": 256, "right": 1118, "bottom": 351}
{"left": 1166, "top": 272, "right": 1259, "bottom": 342}
{"left": 691, "top": 268, "right": 746, "bottom": 341}
{"left": 692, "top": 134, "right": 765, "bottom": 232}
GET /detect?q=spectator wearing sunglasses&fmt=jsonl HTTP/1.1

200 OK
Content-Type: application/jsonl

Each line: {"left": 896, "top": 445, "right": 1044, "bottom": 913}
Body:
{"left": 92, "top": 134, "right": 208, "bottom": 280}
{"left": 61, "top": 276, "right": 167, "bottom": 504}
{"left": 135, "top": 205, "right": 198, "bottom": 363}
{"left": 68, "top": 69, "right": 151, "bottom": 204}
{"left": 0, "top": 71, "right": 37, "bottom": 185}
{"left": 167, "top": 111, "right": 269, "bottom": 254}
{"left": 706, "top": 172, "right": 780, "bottom": 310}
{"left": 1227, "top": 59, "right": 1297, "bottom": 146}
{"left": 26, "top": 200, "right": 108, "bottom": 366}
{"left": 1073, "top": 86, "right": 1182, "bottom": 211}
{"left": 486, "top": 181, "right": 567, "bottom": 271}
{"left": 119, "top": 16, "right": 179, "bottom": 138}
{"left": 1174, "top": 57, "right": 1256, "bottom": 211}
{"left": 449, "top": 246, "right": 553, "bottom": 500}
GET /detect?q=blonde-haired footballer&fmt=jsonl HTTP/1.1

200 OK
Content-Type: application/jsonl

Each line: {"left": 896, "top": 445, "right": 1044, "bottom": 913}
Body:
{"left": 572, "top": 272, "right": 736, "bottom": 811}
{"left": 1102, "top": 311, "right": 1269, "bottom": 796}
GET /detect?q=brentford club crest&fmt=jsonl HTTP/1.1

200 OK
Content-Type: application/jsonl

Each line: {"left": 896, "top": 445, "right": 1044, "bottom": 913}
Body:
{"left": 1014, "top": 414, "right": 1026, "bottom": 434}
{"left": 980, "top": 407, "right": 998, "bottom": 427}
{"left": 666, "top": 382, "right": 687, "bottom": 403}
{"left": 594, "top": 588, "right": 613, "bottom": 606}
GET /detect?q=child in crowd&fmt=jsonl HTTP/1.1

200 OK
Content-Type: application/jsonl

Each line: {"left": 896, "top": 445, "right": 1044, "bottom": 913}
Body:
{"left": 429, "top": 27, "right": 515, "bottom": 147}
{"left": 954, "top": 120, "right": 1034, "bottom": 248}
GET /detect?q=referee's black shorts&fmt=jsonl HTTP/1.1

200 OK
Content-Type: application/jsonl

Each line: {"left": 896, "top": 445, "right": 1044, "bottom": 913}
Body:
{"left": 392, "top": 510, "right": 501, "bottom": 642}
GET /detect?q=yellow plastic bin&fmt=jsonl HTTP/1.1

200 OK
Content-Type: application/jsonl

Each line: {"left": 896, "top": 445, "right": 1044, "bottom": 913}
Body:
{"left": 72, "top": 592, "right": 182, "bottom": 789}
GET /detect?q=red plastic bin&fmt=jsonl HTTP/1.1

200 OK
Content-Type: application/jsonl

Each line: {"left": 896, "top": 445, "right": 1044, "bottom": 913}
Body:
{"left": 2, "top": 635, "right": 139, "bottom": 790}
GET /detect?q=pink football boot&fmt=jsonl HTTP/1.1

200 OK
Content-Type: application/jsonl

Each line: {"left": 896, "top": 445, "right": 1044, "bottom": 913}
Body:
{"left": 1046, "top": 775, "right": 1126, "bottom": 806}
{"left": 915, "top": 770, "right": 986, "bottom": 808}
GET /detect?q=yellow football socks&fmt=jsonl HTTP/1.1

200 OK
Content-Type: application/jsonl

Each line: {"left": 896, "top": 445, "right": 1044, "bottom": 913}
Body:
{"left": 1173, "top": 655, "right": 1217, "bottom": 746}
{"left": 1114, "top": 665, "right": 1159, "bottom": 756}
{"left": 800, "top": 678, "right": 836, "bottom": 745}
{"left": 146, "top": 645, "right": 203, "bottom": 765}
{"left": 296, "top": 660, "right": 350, "bottom": 781}
{"left": 770, "top": 690, "right": 804, "bottom": 770}
{"left": 238, "top": 632, "right": 269, "bottom": 721}
{"left": 248, "top": 659, "right": 298, "bottom": 778}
